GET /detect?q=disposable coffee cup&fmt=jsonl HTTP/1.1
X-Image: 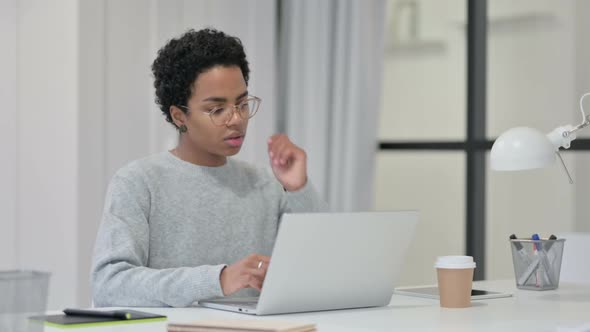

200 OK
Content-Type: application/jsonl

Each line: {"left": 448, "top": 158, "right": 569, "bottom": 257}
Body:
{"left": 435, "top": 256, "right": 476, "bottom": 308}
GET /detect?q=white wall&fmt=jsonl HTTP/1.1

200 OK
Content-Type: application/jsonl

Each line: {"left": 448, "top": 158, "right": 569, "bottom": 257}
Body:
{"left": 375, "top": 152, "right": 466, "bottom": 286}
{"left": 0, "top": 0, "right": 80, "bottom": 309}
{"left": 1, "top": 0, "right": 278, "bottom": 309}
{"left": 78, "top": 0, "right": 107, "bottom": 307}
{"left": 486, "top": 1, "right": 576, "bottom": 138}
{"left": 379, "top": 0, "right": 465, "bottom": 141}
{"left": 0, "top": 0, "right": 18, "bottom": 271}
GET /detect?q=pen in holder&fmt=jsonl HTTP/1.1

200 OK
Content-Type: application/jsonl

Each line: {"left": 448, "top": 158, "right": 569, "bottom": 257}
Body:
{"left": 509, "top": 237, "right": 566, "bottom": 290}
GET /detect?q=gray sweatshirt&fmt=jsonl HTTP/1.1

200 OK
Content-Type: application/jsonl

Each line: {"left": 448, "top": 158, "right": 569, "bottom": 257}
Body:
{"left": 91, "top": 151, "right": 327, "bottom": 307}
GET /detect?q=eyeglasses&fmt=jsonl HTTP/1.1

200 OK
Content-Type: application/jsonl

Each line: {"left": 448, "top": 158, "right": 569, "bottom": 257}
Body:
{"left": 179, "top": 95, "right": 261, "bottom": 126}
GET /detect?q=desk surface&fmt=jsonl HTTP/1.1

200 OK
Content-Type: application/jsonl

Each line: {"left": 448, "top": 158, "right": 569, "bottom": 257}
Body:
{"left": 45, "top": 280, "right": 590, "bottom": 332}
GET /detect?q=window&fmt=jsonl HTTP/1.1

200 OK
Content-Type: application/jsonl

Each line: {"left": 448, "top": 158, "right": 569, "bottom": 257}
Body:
{"left": 376, "top": 0, "right": 590, "bottom": 284}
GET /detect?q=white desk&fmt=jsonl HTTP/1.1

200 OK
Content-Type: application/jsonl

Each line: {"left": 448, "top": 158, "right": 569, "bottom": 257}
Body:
{"left": 45, "top": 280, "right": 590, "bottom": 332}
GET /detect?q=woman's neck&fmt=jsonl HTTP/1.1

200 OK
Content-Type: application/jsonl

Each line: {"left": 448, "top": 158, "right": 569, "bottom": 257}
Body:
{"left": 172, "top": 138, "right": 226, "bottom": 167}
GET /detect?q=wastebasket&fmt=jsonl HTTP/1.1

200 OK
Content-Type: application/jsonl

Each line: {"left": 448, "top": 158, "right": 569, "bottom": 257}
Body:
{"left": 0, "top": 271, "right": 50, "bottom": 332}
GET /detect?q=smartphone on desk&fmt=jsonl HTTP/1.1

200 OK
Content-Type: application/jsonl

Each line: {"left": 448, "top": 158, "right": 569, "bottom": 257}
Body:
{"left": 394, "top": 286, "right": 512, "bottom": 300}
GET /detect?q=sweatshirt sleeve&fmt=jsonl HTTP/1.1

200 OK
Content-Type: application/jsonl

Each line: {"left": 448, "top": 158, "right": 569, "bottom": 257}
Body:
{"left": 279, "top": 180, "right": 329, "bottom": 214}
{"left": 91, "top": 170, "right": 225, "bottom": 307}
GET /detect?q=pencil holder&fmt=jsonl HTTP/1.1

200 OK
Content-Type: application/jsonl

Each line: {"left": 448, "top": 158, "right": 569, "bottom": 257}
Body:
{"left": 509, "top": 238, "right": 565, "bottom": 290}
{"left": 0, "top": 270, "right": 50, "bottom": 332}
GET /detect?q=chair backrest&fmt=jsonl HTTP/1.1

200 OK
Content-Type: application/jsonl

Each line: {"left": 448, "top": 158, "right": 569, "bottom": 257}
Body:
{"left": 557, "top": 232, "right": 590, "bottom": 284}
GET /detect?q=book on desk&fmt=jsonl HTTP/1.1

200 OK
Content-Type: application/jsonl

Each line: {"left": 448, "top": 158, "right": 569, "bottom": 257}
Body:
{"left": 167, "top": 319, "right": 316, "bottom": 332}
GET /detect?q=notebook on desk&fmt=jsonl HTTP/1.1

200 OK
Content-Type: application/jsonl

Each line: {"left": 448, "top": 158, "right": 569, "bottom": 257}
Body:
{"left": 30, "top": 309, "right": 166, "bottom": 328}
{"left": 199, "top": 211, "right": 419, "bottom": 315}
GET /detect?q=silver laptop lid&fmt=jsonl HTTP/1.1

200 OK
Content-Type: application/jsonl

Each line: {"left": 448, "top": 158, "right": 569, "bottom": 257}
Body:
{"left": 256, "top": 211, "right": 418, "bottom": 315}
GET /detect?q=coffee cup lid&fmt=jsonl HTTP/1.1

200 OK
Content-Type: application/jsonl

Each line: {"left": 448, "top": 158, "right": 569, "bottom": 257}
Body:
{"left": 435, "top": 255, "right": 476, "bottom": 269}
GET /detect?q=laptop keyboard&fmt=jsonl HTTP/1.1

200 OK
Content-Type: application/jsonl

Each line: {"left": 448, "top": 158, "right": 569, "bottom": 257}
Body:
{"left": 217, "top": 301, "right": 258, "bottom": 309}
{"left": 225, "top": 301, "right": 258, "bottom": 309}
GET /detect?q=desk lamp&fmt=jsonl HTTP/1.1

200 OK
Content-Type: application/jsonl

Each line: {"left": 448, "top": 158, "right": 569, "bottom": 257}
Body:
{"left": 490, "top": 93, "right": 590, "bottom": 183}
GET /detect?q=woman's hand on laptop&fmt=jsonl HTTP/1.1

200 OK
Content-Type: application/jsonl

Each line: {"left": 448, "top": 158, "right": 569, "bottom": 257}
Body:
{"left": 267, "top": 134, "right": 307, "bottom": 192}
{"left": 220, "top": 254, "right": 271, "bottom": 296}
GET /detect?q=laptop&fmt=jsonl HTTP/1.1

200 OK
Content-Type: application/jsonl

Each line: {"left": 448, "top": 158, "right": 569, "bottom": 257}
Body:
{"left": 198, "top": 211, "right": 418, "bottom": 315}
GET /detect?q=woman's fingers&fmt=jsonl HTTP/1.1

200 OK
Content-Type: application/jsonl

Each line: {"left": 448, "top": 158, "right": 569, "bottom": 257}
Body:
{"left": 268, "top": 137, "right": 299, "bottom": 166}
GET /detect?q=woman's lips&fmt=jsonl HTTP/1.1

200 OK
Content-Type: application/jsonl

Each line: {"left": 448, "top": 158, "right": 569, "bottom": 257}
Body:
{"left": 224, "top": 135, "right": 244, "bottom": 147}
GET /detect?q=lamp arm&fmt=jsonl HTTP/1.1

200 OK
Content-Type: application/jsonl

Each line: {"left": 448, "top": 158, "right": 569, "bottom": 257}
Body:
{"left": 548, "top": 93, "right": 590, "bottom": 149}
{"left": 566, "top": 92, "right": 590, "bottom": 136}
{"left": 566, "top": 115, "right": 590, "bottom": 136}
{"left": 545, "top": 93, "right": 590, "bottom": 185}
{"left": 547, "top": 126, "right": 577, "bottom": 184}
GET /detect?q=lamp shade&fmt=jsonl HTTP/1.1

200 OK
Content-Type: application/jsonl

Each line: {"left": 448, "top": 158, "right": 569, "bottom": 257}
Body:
{"left": 490, "top": 127, "right": 556, "bottom": 171}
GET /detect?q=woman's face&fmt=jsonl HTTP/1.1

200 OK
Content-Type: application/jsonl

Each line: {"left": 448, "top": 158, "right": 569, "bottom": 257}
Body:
{"left": 180, "top": 65, "right": 250, "bottom": 165}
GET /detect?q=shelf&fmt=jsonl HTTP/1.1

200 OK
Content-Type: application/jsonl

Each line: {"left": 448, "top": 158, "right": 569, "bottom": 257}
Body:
{"left": 385, "top": 40, "right": 446, "bottom": 56}
{"left": 454, "top": 12, "right": 556, "bottom": 31}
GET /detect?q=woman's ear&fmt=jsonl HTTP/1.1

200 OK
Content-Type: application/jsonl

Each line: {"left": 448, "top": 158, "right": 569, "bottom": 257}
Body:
{"left": 170, "top": 106, "right": 186, "bottom": 128}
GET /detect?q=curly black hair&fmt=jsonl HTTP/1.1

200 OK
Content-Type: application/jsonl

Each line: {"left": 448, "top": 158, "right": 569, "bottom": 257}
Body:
{"left": 151, "top": 28, "right": 250, "bottom": 128}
